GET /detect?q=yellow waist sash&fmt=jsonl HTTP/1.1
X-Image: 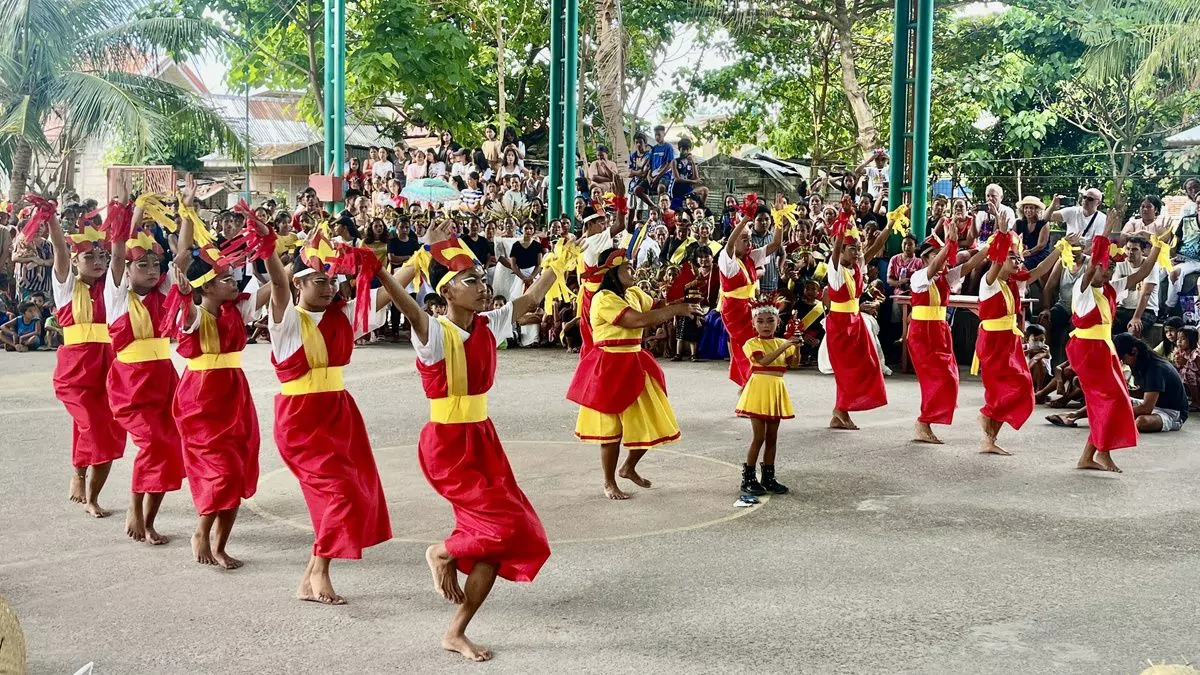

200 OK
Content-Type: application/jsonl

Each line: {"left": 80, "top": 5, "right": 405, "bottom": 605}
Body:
{"left": 280, "top": 366, "right": 345, "bottom": 395}
{"left": 971, "top": 315, "right": 1023, "bottom": 375}
{"left": 830, "top": 299, "right": 860, "bottom": 314}
{"left": 63, "top": 323, "right": 110, "bottom": 345}
{"left": 429, "top": 394, "right": 489, "bottom": 424}
{"left": 187, "top": 352, "right": 243, "bottom": 371}
{"left": 1070, "top": 324, "right": 1116, "bottom": 355}
{"left": 723, "top": 284, "right": 756, "bottom": 300}
{"left": 116, "top": 337, "right": 171, "bottom": 364}
{"left": 911, "top": 306, "right": 947, "bottom": 321}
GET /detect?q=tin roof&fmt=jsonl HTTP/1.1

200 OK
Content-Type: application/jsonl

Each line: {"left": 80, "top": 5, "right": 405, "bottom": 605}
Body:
{"left": 1166, "top": 123, "right": 1200, "bottom": 148}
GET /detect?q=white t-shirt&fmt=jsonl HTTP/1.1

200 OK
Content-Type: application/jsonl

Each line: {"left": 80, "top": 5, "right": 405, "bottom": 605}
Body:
{"left": 412, "top": 304, "right": 515, "bottom": 365}
{"left": 451, "top": 161, "right": 473, "bottom": 181}
{"left": 909, "top": 265, "right": 963, "bottom": 293}
{"left": 718, "top": 247, "right": 768, "bottom": 278}
{"left": 637, "top": 238, "right": 661, "bottom": 268}
{"left": 1058, "top": 206, "right": 1107, "bottom": 240}
{"left": 865, "top": 165, "right": 889, "bottom": 199}
{"left": 1072, "top": 276, "right": 1128, "bottom": 317}
{"left": 103, "top": 270, "right": 172, "bottom": 325}
{"left": 267, "top": 289, "right": 384, "bottom": 361}
{"left": 178, "top": 278, "right": 260, "bottom": 333}
{"left": 372, "top": 160, "right": 394, "bottom": 180}
{"left": 1114, "top": 260, "right": 1163, "bottom": 313}
{"left": 581, "top": 229, "right": 615, "bottom": 266}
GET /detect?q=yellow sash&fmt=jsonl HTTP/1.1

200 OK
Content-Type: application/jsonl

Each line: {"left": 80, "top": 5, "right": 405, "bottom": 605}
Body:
{"left": 127, "top": 292, "right": 155, "bottom": 340}
{"left": 280, "top": 307, "right": 344, "bottom": 395}
{"left": 64, "top": 323, "right": 110, "bottom": 345}
{"left": 717, "top": 258, "right": 757, "bottom": 311}
{"left": 670, "top": 236, "right": 697, "bottom": 265}
{"left": 187, "top": 353, "right": 243, "bottom": 370}
{"left": 116, "top": 338, "right": 171, "bottom": 363}
{"left": 830, "top": 265, "right": 860, "bottom": 314}
{"left": 912, "top": 306, "right": 947, "bottom": 321}
{"left": 794, "top": 303, "right": 824, "bottom": 331}
{"left": 971, "top": 281, "right": 1023, "bottom": 375}
{"left": 198, "top": 308, "right": 221, "bottom": 354}
{"left": 429, "top": 316, "right": 488, "bottom": 423}
{"left": 71, "top": 278, "right": 94, "bottom": 324}
{"left": 1070, "top": 287, "right": 1115, "bottom": 354}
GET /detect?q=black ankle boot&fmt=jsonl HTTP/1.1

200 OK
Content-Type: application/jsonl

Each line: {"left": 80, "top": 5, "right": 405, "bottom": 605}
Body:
{"left": 740, "top": 463, "right": 766, "bottom": 496}
{"left": 759, "top": 464, "right": 789, "bottom": 494}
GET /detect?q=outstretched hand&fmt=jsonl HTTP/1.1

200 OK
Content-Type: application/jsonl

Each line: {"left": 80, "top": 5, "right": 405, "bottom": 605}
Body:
{"left": 182, "top": 173, "right": 197, "bottom": 206}
{"left": 426, "top": 218, "right": 453, "bottom": 245}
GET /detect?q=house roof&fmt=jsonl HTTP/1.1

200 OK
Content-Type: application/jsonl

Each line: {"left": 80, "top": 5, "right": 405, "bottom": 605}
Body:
{"left": 1166, "top": 123, "right": 1200, "bottom": 148}
{"left": 199, "top": 93, "right": 393, "bottom": 164}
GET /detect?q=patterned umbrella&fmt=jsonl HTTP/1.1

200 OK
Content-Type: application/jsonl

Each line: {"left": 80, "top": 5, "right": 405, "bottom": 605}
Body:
{"left": 401, "top": 178, "right": 461, "bottom": 204}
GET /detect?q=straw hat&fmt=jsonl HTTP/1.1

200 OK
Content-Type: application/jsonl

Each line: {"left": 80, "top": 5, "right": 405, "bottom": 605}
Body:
{"left": 1016, "top": 195, "right": 1046, "bottom": 210}
{"left": 0, "top": 593, "right": 27, "bottom": 674}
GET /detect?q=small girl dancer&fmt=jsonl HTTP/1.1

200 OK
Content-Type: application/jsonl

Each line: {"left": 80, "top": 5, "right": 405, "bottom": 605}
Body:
{"left": 735, "top": 300, "right": 800, "bottom": 496}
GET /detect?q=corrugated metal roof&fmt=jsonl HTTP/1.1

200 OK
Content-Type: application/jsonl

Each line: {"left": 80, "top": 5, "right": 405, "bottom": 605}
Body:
{"left": 200, "top": 93, "right": 392, "bottom": 163}
{"left": 1166, "top": 123, "right": 1200, "bottom": 148}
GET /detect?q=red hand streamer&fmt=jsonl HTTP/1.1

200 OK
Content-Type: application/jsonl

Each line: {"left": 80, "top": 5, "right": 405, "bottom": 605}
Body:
{"left": 21, "top": 195, "right": 57, "bottom": 240}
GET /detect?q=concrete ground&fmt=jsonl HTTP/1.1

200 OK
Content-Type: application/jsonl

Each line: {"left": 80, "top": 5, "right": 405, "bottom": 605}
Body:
{"left": 1, "top": 344, "right": 1197, "bottom": 674}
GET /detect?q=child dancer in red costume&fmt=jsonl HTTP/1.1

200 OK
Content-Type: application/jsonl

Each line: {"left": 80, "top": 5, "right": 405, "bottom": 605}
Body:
{"left": 43, "top": 200, "right": 126, "bottom": 518}
{"left": 165, "top": 185, "right": 274, "bottom": 568}
{"left": 1067, "top": 229, "right": 1164, "bottom": 472}
{"left": 825, "top": 200, "right": 890, "bottom": 430}
{"left": 392, "top": 220, "right": 554, "bottom": 661}
{"left": 569, "top": 246, "right": 701, "bottom": 499}
{"left": 263, "top": 221, "right": 408, "bottom": 604}
{"left": 972, "top": 211, "right": 1069, "bottom": 455}
{"left": 906, "top": 235, "right": 990, "bottom": 443}
{"left": 109, "top": 201, "right": 185, "bottom": 545}
{"left": 718, "top": 205, "right": 783, "bottom": 387}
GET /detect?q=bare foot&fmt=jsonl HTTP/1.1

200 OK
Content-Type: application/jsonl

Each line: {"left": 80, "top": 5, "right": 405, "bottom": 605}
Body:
{"left": 442, "top": 634, "right": 492, "bottom": 662}
{"left": 912, "top": 422, "right": 943, "bottom": 444}
{"left": 979, "top": 438, "right": 1013, "bottom": 456}
{"left": 145, "top": 527, "right": 169, "bottom": 546}
{"left": 1076, "top": 459, "right": 1108, "bottom": 471}
{"left": 84, "top": 502, "right": 110, "bottom": 518}
{"left": 829, "top": 413, "right": 859, "bottom": 430}
{"left": 192, "top": 533, "right": 217, "bottom": 565}
{"left": 1095, "top": 453, "right": 1122, "bottom": 473}
{"left": 618, "top": 466, "right": 652, "bottom": 488}
{"left": 604, "top": 482, "right": 630, "bottom": 500}
{"left": 125, "top": 512, "right": 146, "bottom": 542}
{"left": 425, "top": 545, "right": 464, "bottom": 604}
{"left": 69, "top": 474, "right": 86, "bottom": 503}
{"left": 213, "top": 550, "right": 244, "bottom": 570}
{"left": 297, "top": 569, "right": 346, "bottom": 605}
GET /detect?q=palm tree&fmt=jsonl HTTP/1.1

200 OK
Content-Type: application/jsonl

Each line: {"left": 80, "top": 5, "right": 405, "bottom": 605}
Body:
{"left": 1079, "top": 0, "right": 1200, "bottom": 93}
{"left": 0, "top": 0, "right": 241, "bottom": 201}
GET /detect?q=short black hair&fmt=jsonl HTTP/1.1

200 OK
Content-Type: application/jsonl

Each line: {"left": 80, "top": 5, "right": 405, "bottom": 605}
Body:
{"left": 633, "top": 131, "right": 647, "bottom": 142}
{"left": 17, "top": 301, "right": 35, "bottom": 314}
{"left": 1164, "top": 316, "right": 1185, "bottom": 330}
{"left": 424, "top": 293, "right": 446, "bottom": 307}
{"left": 1025, "top": 323, "right": 1046, "bottom": 337}
{"left": 1140, "top": 194, "right": 1163, "bottom": 213}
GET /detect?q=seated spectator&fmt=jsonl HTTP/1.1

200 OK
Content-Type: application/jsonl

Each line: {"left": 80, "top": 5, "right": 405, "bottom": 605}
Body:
{"left": 1114, "top": 235, "right": 1165, "bottom": 336}
{"left": 1171, "top": 326, "right": 1199, "bottom": 408}
{"left": 1014, "top": 196, "right": 1050, "bottom": 267}
{"left": 586, "top": 145, "right": 621, "bottom": 194}
{"left": 1121, "top": 195, "right": 1171, "bottom": 240}
{"left": 1024, "top": 323, "right": 1051, "bottom": 390}
{"left": 1166, "top": 190, "right": 1200, "bottom": 313}
{"left": 1117, "top": 332, "right": 1189, "bottom": 431}
{"left": 1155, "top": 316, "right": 1185, "bottom": 361}
{"left": 1, "top": 301, "right": 43, "bottom": 352}
{"left": 1040, "top": 251, "right": 1087, "bottom": 365}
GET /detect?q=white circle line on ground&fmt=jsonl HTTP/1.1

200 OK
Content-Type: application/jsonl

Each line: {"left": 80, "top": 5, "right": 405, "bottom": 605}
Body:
{"left": 244, "top": 440, "right": 769, "bottom": 545}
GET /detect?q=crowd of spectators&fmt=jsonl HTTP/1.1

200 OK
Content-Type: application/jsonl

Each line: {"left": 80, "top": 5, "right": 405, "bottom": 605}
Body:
{"left": 3, "top": 132, "right": 1198, "bottom": 420}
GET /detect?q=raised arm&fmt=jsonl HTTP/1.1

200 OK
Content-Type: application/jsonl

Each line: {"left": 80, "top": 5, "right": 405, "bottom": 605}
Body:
{"left": 263, "top": 245, "right": 292, "bottom": 324}
{"left": 958, "top": 245, "right": 991, "bottom": 278}
{"left": 614, "top": 298, "right": 701, "bottom": 329}
{"left": 1122, "top": 243, "right": 1164, "bottom": 290}
{"left": 46, "top": 213, "right": 71, "bottom": 283}
{"left": 923, "top": 241, "right": 955, "bottom": 279}
{"left": 173, "top": 175, "right": 198, "bottom": 271}
{"left": 764, "top": 223, "right": 786, "bottom": 257}
{"left": 725, "top": 217, "right": 749, "bottom": 259}
{"left": 862, "top": 221, "right": 891, "bottom": 261}
{"left": 1027, "top": 239, "right": 1066, "bottom": 284}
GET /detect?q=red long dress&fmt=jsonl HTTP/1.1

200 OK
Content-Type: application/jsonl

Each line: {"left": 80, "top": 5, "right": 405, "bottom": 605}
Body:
{"left": 825, "top": 262, "right": 888, "bottom": 411}
{"left": 106, "top": 277, "right": 184, "bottom": 493}
{"left": 718, "top": 250, "right": 760, "bottom": 387}
{"left": 906, "top": 267, "right": 959, "bottom": 425}
{"left": 173, "top": 298, "right": 260, "bottom": 515}
{"left": 53, "top": 275, "right": 125, "bottom": 468}
{"left": 973, "top": 275, "right": 1033, "bottom": 429}
{"left": 271, "top": 300, "right": 391, "bottom": 559}
{"left": 417, "top": 313, "right": 550, "bottom": 582}
{"left": 1066, "top": 280, "right": 1138, "bottom": 451}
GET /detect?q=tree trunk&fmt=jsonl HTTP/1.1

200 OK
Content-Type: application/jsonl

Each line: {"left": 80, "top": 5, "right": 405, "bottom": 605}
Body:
{"left": 495, "top": 16, "right": 507, "bottom": 142}
{"left": 8, "top": 138, "right": 32, "bottom": 203}
{"left": 1112, "top": 142, "right": 1134, "bottom": 217}
{"left": 594, "top": 0, "right": 629, "bottom": 169}
{"left": 306, "top": 0, "right": 323, "bottom": 119}
{"left": 834, "top": 23, "right": 878, "bottom": 158}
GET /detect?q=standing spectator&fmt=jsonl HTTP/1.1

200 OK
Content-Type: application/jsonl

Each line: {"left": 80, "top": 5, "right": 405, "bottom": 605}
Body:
{"left": 1014, "top": 196, "right": 1051, "bottom": 267}
{"left": 750, "top": 207, "right": 780, "bottom": 293}
{"left": 627, "top": 132, "right": 653, "bottom": 221}
{"left": 0, "top": 210, "right": 14, "bottom": 294}
{"left": 406, "top": 149, "right": 430, "bottom": 181}
{"left": 345, "top": 157, "right": 366, "bottom": 195}
{"left": 1120, "top": 195, "right": 1170, "bottom": 239}
{"left": 671, "top": 138, "right": 702, "bottom": 210}
{"left": 1048, "top": 188, "right": 1107, "bottom": 250}
{"left": 373, "top": 147, "right": 395, "bottom": 181}
{"left": 586, "top": 145, "right": 621, "bottom": 194}
{"left": 13, "top": 223, "right": 52, "bottom": 302}
{"left": 926, "top": 195, "right": 947, "bottom": 235}
{"left": 498, "top": 149, "right": 526, "bottom": 181}
{"left": 502, "top": 127, "right": 526, "bottom": 168}
{"left": 1115, "top": 235, "right": 1165, "bottom": 337}
{"left": 647, "top": 125, "right": 676, "bottom": 199}
{"left": 855, "top": 149, "right": 889, "bottom": 200}
{"left": 434, "top": 131, "right": 461, "bottom": 164}
{"left": 481, "top": 124, "right": 502, "bottom": 171}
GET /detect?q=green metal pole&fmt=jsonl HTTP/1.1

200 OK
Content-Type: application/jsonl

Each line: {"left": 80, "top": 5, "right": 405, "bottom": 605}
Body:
{"left": 547, "top": 0, "right": 563, "bottom": 221}
{"left": 561, "top": 0, "right": 580, "bottom": 228}
{"left": 333, "top": 0, "right": 346, "bottom": 212}
{"left": 887, "top": 0, "right": 910, "bottom": 214}
{"left": 910, "top": 0, "right": 933, "bottom": 240}
{"left": 323, "top": 0, "right": 335, "bottom": 174}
